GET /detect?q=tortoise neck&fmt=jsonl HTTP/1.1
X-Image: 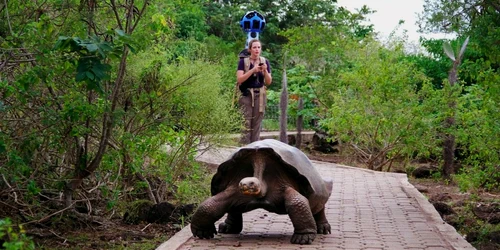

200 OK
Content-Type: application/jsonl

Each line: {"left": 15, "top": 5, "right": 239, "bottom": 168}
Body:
{"left": 252, "top": 154, "right": 267, "bottom": 197}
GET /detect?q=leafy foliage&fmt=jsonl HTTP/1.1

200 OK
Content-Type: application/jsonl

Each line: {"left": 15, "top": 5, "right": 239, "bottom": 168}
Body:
{"left": 453, "top": 67, "right": 500, "bottom": 191}
{"left": 418, "top": 0, "right": 500, "bottom": 190}
{"left": 0, "top": 0, "right": 240, "bottom": 233}
{"left": 0, "top": 218, "right": 34, "bottom": 250}
{"left": 321, "top": 40, "right": 434, "bottom": 170}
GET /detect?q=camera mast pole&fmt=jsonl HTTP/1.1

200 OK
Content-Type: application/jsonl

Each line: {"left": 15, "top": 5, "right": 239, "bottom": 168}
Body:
{"left": 238, "top": 10, "right": 266, "bottom": 58}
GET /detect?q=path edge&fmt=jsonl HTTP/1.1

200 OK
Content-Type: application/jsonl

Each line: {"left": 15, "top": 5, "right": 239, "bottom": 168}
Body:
{"left": 155, "top": 224, "right": 192, "bottom": 250}
{"left": 399, "top": 177, "right": 475, "bottom": 250}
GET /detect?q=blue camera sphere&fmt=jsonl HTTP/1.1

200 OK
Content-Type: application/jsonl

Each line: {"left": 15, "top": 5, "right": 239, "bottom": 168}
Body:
{"left": 240, "top": 11, "right": 266, "bottom": 33}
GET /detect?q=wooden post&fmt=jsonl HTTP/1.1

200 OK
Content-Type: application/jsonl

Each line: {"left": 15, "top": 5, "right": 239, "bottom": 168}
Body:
{"left": 279, "top": 56, "right": 288, "bottom": 143}
{"left": 296, "top": 97, "right": 304, "bottom": 148}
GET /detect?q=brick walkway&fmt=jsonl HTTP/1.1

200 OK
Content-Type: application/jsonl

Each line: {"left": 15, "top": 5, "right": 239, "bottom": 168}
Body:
{"left": 157, "top": 146, "right": 474, "bottom": 250}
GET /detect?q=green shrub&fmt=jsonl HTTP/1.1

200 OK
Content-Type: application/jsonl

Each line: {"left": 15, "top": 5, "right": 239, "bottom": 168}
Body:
{"left": 0, "top": 218, "right": 34, "bottom": 250}
{"left": 454, "top": 164, "right": 500, "bottom": 192}
{"left": 321, "top": 40, "right": 435, "bottom": 171}
{"left": 174, "top": 162, "right": 211, "bottom": 204}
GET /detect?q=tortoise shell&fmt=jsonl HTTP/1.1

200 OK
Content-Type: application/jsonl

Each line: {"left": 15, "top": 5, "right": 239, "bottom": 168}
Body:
{"left": 211, "top": 139, "right": 329, "bottom": 203}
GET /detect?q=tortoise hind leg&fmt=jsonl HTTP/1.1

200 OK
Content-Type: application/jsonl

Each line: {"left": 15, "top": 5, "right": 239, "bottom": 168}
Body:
{"left": 191, "top": 191, "right": 234, "bottom": 239}
{"left": 218, "top": 212, "right": 243, "bottom": 234}
{"left": 314, "top": 207, "right": 331, "bottom": 234}
{"left": 284, "top": 187, "right": 317, "bottom": 244}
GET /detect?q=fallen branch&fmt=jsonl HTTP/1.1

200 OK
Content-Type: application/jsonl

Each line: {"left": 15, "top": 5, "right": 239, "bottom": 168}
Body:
{"left": 2, "top": 174, "right": 21, "bottom": 206}
{"left": 23, "top": 202, "right": 76, "bottom": 226}
{"left": 141, "top": 223, "right": 151, "bottom": 231}
{"left": 48, "top": 230, "right": 67, "bottom": 241}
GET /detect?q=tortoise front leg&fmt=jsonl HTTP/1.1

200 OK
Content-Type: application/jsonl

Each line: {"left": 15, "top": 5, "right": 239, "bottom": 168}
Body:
{"left": 190, "top": 190, "right": 234, "bottom": 239}
{"left": 284, "top": 187, "right": 317, "bottom": 244}
{"left": 218, "top": 212, "right": 243, "bottom": 234}
{"left": 314, "top": 207, "right": 331, "bottom": 234}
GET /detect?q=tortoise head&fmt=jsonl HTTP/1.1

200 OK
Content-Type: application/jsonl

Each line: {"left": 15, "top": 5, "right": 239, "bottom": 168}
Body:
{"left": 239, "top": 177, "right": 262, "bottom": 197}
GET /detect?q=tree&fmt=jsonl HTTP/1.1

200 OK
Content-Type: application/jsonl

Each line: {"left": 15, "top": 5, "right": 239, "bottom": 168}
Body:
{"left": 419, "top": 0, "right": 500, "bottom": 186}
{"left": 441, "top": 37, "right": 469, "bottom": 178}
{"left": 418, "top": 0, "right": 500, "bottom": 65}
{"left": 0, "top": 0, "right": 240, "bottom": 226}
{"left": 54, "top": 0, "right": 151, "bottom": 207}
{"left": 321, "top": 39, "right": 433, "bottom": 171}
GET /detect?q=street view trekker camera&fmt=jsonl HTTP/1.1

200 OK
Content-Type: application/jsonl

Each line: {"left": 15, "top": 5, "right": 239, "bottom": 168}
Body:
{"left": 239, "top": 10, "right": 266, "bottom": 58}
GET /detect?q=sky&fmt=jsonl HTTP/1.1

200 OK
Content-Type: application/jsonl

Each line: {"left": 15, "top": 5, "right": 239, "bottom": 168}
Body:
{"left": 336, "top": 0, "right": 453, "bottom": 44}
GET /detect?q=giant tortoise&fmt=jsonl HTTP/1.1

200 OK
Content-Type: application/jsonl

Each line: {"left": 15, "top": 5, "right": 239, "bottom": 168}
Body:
{"left": 190, "top": 139, "right": 333, "bottom": 244}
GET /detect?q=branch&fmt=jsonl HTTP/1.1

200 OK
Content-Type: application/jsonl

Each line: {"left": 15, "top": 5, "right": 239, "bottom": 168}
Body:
{"left": 3, "top": 0, "right": 13, "bottom": 36}
{"left": 135, "top": 172, "right": 158, "bottom": 204}
{"left": 350, "top": 143, "right": 370, "bottom": 160}
{"left": 48, "top": 230, "right": 67, "bottom": 241}
{"left": 131, "top": 0, "right": 150, "bottom": 33}
{"left": 0, "top": 200, "right": 18, "bottom": 211}
{"left": 141, "top": 223, "right": 152, "bottom": 232}
{"left": 22, "top": 202, "right": 76, "bottom": 225}
{"left": 0, "top": 50, "right": 13, "bottom": 71}
{"left": 5, "top": 59, "right": 36, "bottom": 63}
{"left": 110, "top": 0, "right": 123, "bottom": 30}
{"left": 125, "top": 0, "right": 134, "bottom": 33}
{"left": 2, "top": 174, "right": 19, "bottom": 205}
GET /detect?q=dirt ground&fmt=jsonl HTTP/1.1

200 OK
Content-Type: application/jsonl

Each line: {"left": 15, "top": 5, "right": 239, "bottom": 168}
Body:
{"left": 308, "top": 150, "right": 500, "bottom": 250}
{"left": 28, "top": 219, "right": 178, "bottom": 250}
{"left": 26, "top": 150, "right": 499, "bottom": 250}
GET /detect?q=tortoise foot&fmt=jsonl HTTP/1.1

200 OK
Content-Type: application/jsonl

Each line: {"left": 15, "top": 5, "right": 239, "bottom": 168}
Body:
{"left": 291, "top": 233, "right": 316, "bottom": 244}
{"left": 317, "top": 222, "right": 331, "bottom": 234}
{"left": 191, "top": 224, "right": 217, "bottom": 239}
{"left": 218, "top": 222, "right": 242, "bottom": 234}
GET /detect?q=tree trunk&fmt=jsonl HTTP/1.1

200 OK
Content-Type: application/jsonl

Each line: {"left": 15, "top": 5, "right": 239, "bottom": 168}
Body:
{"left": 443, "top": 132, "right": 455, "bottom": 178}
{"left": 442, "top": 51, "right": 462, "bottom": 179}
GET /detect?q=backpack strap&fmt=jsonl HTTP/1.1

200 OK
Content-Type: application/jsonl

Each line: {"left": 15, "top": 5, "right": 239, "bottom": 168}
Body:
{"left": 244, "top": 56, "right": 266, "bottom": 73}
{"left": 244, "top": 57, "right": 250, "bottom": 73}
{"left": 240, "top": 56, "right": 267, "bottom": 113}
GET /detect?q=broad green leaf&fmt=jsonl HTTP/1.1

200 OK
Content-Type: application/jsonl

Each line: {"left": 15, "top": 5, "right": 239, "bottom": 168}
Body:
{"left": 85, "top": 71, "right": 95, "bottom": 80}
{"left": 115, "top": 29, "right": 126, "bottom": 36}
{"left": 92, "top": 63, "right": 111, "bottom": 80}
{"left": 53, "top": 36, "right": 70, "bottom": 50}
{"left": 99, "top": 43, "right": 113, "bottom": 52}
{"left": 126, "top": 44, "right": 137, "bottom": 54}
{"left": 84, "top": 43, "right": 99, "bottom": 53}
{"left": 76, "top": 71, "right": 86, "bottom": 82}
